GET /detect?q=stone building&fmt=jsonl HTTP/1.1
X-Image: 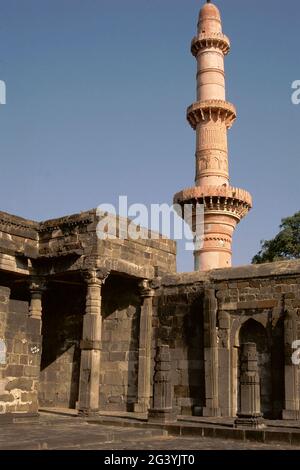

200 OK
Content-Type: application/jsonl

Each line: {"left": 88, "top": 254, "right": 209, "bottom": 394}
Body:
{"left": 0, "top": 1, "right": 299, "bottom": 423}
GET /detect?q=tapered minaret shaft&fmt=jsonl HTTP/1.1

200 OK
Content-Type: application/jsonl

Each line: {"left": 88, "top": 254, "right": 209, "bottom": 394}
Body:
{"left": 174, "top": 1, "right": 252, "bottom": 271}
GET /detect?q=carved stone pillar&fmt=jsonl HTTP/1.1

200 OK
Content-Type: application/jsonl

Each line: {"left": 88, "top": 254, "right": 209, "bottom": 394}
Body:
{"left": 283, "top": 309, "right": 300, "bottom": 420}
{"left": 29, "top": 276, "right": 47, "bottom": 333}
{"left": 203, "top": 288, "right": 221, "bottom": 417}
{"left": 134, "top": 279, "right": 155, "bottom": 413}
{"left": 78, "top": 269, "right": 109, "bottom": 416}
{"left": 234, "top": 342, "right": 265, "bottom": 429}
{"left": 218, "top": 310, "right": 231, "bottom": 416}
{"left": 148, "top": 345, "right": 176, "bottom": 423}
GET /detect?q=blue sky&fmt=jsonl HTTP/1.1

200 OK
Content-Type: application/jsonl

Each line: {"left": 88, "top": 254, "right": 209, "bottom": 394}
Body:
{"left": 0, "top": 0, "right": 299, "bottom": 272}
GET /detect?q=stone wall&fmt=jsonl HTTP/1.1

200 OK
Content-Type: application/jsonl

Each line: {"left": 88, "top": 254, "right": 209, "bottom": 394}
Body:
{"left": 0, "top": 286, "right": 41, "bottom": 418}
{"left": 0, "top": 211, "right": 38, "bottom": 260}
{"left": 100, "top": 275, "right": 140, "bottom": 411}
{"left": 154, "top": 284, "right": 205, "bottom": 415}
{"left": 155, "top": 261, "right": 300, "bottom": 419}
{"left": 38, "top": 210, "right": 177, "bottom": 275}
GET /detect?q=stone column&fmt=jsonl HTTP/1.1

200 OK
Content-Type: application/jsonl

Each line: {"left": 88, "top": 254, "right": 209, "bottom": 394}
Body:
{"left": 29, "top": 276, "right": 47, "bottom": 333}
{"left": 203, "top": 288, "right": 221, "bottom": 417}
{"left": 283, "top": 309, "right": 300, "bottom": 420}
{"left": 78, "top": 269, "right": 109, "bottom": 416}
{"left": 148, "top": 345, "right": 176, "bottom": 423}
{"left": 134, "top": 279, "right": 155, "bottom": 413}
{"left": 234, "top": 342, "right": 265, "bottom": 429}
{"left": 218, "top": 310, "right": 231, "bottom": 416}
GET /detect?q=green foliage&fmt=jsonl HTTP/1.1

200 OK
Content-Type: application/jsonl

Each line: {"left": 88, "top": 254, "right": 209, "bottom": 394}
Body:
{"left": 252, "top": 211, "right": 300, "bottom": 264}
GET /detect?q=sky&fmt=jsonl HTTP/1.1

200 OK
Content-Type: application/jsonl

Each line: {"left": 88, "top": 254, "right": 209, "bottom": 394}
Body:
{"left": 0, "top": 0, "right": 299, "bottom": 272}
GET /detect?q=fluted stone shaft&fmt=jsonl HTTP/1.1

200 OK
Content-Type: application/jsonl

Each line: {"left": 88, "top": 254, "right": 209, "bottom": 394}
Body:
{"left": 203, "top": 288, "right": 220, "bottom": 417}
{"left": 78, "top": 269, "right": 109, "bottom": 415}
{"left": 134, "top": 280, "right": 155, "bottom": 413}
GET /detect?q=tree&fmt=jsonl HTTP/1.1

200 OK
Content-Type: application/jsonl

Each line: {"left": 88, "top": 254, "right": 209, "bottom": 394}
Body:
{"left": 252, "top": 211, "right": 300, "bottom": 264}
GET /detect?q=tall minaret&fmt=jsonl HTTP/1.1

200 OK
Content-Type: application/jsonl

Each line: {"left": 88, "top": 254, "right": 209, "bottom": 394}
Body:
{"left": 174, "top": 1, "right": 252, "bottom": 271}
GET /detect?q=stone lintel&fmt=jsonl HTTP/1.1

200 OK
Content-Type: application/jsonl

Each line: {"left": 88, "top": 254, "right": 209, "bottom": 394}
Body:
{"left": 220, "top": 299, "right": 277, "bottom": 311}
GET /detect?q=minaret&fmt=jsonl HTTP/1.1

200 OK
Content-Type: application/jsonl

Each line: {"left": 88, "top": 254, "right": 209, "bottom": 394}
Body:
{"left": 174, "top": 1, "right": 252, "bottom": 271}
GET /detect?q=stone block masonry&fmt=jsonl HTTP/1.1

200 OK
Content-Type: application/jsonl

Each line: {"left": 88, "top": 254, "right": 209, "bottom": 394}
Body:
{"left": 153, "top": 260, "right": 300, "bottom": 419}
{"left": 0, "top": 288, "right": 41, "bottom": 418}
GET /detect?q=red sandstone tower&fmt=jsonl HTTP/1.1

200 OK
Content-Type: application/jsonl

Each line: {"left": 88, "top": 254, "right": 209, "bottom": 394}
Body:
{"left": 174, "top": 1, "right": 252, "bottom": 271}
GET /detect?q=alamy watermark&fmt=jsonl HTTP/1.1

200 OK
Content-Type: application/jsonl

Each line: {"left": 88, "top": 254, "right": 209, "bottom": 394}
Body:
{"left": 96, "top": 196, "right": 205, "bottom": 252}
{"left": 292, "top": 340, "right": 300, "bottom": 365}
{"left": 0, "top": 80, "right": 6, "bottom": 105}
{"left": 291, "top": 80, "right": 300, "bottom": 105}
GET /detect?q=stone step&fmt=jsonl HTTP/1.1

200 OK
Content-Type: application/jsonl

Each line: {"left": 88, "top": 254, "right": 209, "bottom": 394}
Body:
{"left": 0, "top": 425, "right": 166, "bottom": 450}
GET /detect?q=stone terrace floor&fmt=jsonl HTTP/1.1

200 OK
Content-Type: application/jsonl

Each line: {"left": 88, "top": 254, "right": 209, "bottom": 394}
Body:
{"left": 0, "top": 412, "right": 300, "bottom": 450}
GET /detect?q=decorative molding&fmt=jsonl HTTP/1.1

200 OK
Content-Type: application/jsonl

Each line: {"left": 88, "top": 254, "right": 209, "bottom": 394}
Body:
{"left": 187, "top": 100, "right": 236, "bottom": 130}
{"left": 82, "top": 268, "right": 110, "bottom": 286}
{"left": 174, "top": 185, "right": 252, "bottom": 221}
{"left": 39, "top": 216, "right": 93, "bottom": 234}
{"left": 28, "top": 276, "right": 47, "bottom": 294}
{"left": 191, "top": 32, "right": 230, "bottom": 57}
{"left": 139, "top": 279, "right": 155, "bottom": 298}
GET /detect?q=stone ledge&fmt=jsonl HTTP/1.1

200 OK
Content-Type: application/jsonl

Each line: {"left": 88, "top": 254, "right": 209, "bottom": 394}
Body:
{"left": 220, "top": 299, "right": 278, "bottom": 311}
{"left": 86, "top": 414, "right": 300, "bottom": 447}
{"left": 210, "top": 260, "right": 300, "bottom": 281}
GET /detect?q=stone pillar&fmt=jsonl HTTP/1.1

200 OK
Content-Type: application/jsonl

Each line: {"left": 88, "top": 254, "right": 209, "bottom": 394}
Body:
{"left": 283, "top": 309, "right": 300, "bottom": 420}
{"left": 29, "top": 276, "right": 47, "bottom": 333}
{"left": 234, "top": 342, "right": 265, "bottom": 429}
{"left": 134, "top": 279, "right": 155, "bottom": 413}
{"left": 203, "top": 288, "right": 220, "bottom": 417}
{"left": 78, "top": 269, "right": 109, "bottom": 416}
{"left": 218, "top": 310, "right": 231, "bottom": 416}
{"left": 148, "top": 345, "right": 176, "bottom": 423}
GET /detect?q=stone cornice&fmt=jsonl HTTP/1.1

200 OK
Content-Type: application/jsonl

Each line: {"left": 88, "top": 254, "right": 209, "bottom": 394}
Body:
{"left": 191, "top": 32, "right": 230, "bottom": 57}
{"left": 0, "top": 211, "right": 38, "bottom": 239}
{"left": 81, "top": 268, "right": 110, "bottom": 286}
{"left": 38, "top": 215, "right": 94, "bottom": 233}
{"left": 187, "top": 100, "right": 236, "bottom": 130}
{"left": 174, "top": 185, "right": 252, "bottom": 207}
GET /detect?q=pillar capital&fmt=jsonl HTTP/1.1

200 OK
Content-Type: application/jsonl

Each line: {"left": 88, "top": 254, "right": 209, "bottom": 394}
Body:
{"left": 28, "top": 276, "right": 46, "bottom": 323}
{"left": 139, "top": 279, "right": 155, "bottom": 298}
{"left": 28, "top": 276, "right": 47, "bottom": 295}
{"left": 82, "top": 268, "right": 110, "bottom": 287}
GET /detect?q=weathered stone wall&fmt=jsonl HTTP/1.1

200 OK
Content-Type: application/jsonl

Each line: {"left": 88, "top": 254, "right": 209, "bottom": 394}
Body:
{"left": 155, "top": 261, "right": 300, "bottom": 419}
{"left": 100, "top": 275, "right": 140, "bottom": 411}
{"left": 0, "top": 286, "right": 41, "bottom": 417}
{"left": 215, "top": 276, "right": 290, "bottom": 418}
{"left": 0, "top": 211, "right": 38, "bottom": 260}
{"left": 38, "top": 210, "right": 177, "bottom": 275}
{"left": 154, "top": 283, "right": 205, "bottom": 415}
{"left": 38, "top": 283, "right": 84, "bottom": 409}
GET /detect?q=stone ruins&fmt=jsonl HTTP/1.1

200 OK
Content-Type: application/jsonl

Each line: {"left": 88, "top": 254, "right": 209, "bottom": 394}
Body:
{"left": 0, "top": 2, "right": 299, "bottom": 426}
